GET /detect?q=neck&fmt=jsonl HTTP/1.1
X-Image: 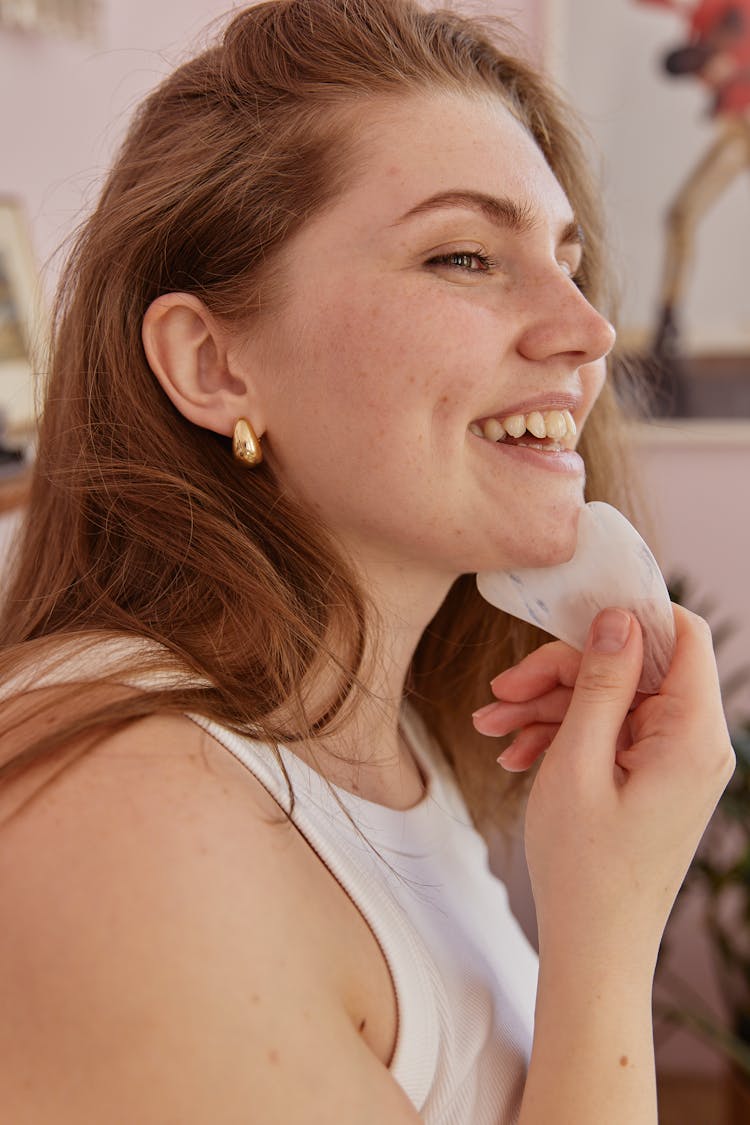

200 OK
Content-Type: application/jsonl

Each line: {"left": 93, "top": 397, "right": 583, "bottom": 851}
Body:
{"left": 297, "top": 555, "right": 454, "bottom": 809}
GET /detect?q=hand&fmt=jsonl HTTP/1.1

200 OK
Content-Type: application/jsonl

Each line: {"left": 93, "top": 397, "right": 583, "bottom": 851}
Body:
{"left": 472, "top": 634, "right": 649, "bottom": 774}
{"left": 474, "top": 605, "right": 735, "bottom": 965}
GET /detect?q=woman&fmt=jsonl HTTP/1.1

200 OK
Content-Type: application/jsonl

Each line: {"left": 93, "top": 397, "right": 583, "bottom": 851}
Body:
{"left": 0, "top": 1, "right": 733, "bottom": 1121}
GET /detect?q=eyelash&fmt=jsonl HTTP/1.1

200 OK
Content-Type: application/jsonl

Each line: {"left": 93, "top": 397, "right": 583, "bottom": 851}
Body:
{"left": 427, "top": 250, "right": 496, "bottom": 272}
{"left": 427, "top": 249, "right": 586, "bottom": 290}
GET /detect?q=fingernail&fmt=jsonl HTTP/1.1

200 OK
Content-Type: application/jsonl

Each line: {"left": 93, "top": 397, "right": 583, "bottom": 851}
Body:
{"left": 497, "top": 743, "right": 524, "bottom": 771}
{"left": 472, "top": 702, "right": 499, "bottom": 721}
{"left": 592, "top": 609, "right": 631, "bottom": 653}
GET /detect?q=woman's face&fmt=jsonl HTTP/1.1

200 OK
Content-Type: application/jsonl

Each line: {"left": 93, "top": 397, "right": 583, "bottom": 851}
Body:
{"left": 246, "top": 92, "right": 615, "bottom": 582}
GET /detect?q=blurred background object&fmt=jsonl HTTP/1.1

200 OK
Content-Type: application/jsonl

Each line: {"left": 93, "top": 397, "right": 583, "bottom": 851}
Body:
{"left": 655, "top": 574, "right": 750, "bottom": 1123}
{"left": 0, "top": 0, "right": 99, "bottom": 39}
{"left": 0, "top": 197, "right": 41, "bottom": 438}
{"left": 549, "top": 0, "right": 750, "bottom": 421}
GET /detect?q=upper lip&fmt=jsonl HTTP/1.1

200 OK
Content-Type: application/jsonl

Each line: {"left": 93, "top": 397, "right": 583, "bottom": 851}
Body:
{"left": 470, "top": 393, "right": 584, "bottom": 450}
{"left": 472, "top": 393, "right": 583, "bottom": 423}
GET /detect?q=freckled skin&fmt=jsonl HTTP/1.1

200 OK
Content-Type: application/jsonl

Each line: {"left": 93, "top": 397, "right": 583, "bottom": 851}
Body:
{"left": 246, "top": 92, "right": 613, "bottom": 586}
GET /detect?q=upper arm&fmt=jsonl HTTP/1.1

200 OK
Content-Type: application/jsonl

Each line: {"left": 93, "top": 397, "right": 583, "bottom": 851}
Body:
{"left": 0, "top": 713, "right": 422, "bottom": 1124}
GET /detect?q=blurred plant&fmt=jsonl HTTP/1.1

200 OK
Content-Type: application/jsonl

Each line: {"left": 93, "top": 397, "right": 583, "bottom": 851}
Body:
{"left": 655, "top": 574, "right": 750, "bottom": 1084}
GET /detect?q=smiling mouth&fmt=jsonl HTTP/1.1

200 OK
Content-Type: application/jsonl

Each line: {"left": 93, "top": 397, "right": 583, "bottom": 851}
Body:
{"left": 469, "top": 408, "right": 577, "bottom": 450}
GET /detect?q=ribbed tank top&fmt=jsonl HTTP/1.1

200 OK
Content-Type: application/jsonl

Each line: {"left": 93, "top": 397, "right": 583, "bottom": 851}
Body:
{"left": 3, "top": 638, "right": 538, "bottom": 1122}
{"left": 188, "top": 703, "right": 538, "bottom": 1124}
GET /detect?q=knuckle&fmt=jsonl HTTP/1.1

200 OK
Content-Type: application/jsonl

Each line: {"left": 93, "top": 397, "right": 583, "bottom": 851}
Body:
{"left": 700, "top": 737, "right": 736, "bottom": 786}
{"left": 576, "top": 667, "right": 623, "bottom": 702}
{"left": 676, "top": 604, "right": 713, "bottom": 642}
{"left": 720, "top": 745, "right": 737, "bottom": 784}
{"left": 575, "top": 685, "right": 612, "bottom": 709}
{"left": 695, "top": 616, "right": 715, "bottom": 645}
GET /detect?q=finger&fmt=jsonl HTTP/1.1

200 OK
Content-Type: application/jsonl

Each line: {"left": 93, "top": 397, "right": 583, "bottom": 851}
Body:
{"left": 655, "top": 604, "right": 725, "bottom": 716}
{"left": 551, "top": 608, "right": 644, "bottom": 774}
{"left": 615, "top": 714, "right": 633, "bottom": 755}
{"left": 497, "top": 723, "right": 557, "bottom": 772}
{"left": 473, "top": 686, "right": 573, "bottom": 736}
{"left": 630, "top": 691, "right": 650, "bottom": 713}
{"left": 497, "top": 709, "right": 634, "bottom": 774}
{"left": 624, "top": 606, "right": 728, "bottom": 764}
{"left": 489, "top": 641, "right": 583, "bottom": 702}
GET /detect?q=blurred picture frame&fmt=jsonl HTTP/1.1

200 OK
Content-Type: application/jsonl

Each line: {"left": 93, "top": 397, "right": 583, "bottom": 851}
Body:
{"left": 0, "top": 196, "right": 40, "bottom": 437}
{"left": 0, "top": 0, "right": 99, "bottom": 39}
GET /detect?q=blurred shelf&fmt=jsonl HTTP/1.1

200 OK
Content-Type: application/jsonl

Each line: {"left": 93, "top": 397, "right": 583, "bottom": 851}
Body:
{"left": 630, "top": 418, "right": 750, "bottom": 446}
{"left": 678, "top": 355, "right": 750, "bottom": 419}
{"left": 616, "top": 350, "right": 750, "bottom": 424}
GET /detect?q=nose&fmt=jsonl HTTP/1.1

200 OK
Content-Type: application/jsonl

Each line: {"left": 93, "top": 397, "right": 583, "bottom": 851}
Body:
{"left": 516, "top": 275, "right": 616, "bottom": 367}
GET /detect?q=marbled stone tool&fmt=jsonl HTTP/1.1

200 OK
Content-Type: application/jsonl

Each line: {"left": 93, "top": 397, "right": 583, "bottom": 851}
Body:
{"left": 476, "top": 501, "right": 676, "bottom": 694}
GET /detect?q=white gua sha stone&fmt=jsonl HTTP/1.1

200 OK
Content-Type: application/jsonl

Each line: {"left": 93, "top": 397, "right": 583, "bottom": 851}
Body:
{"left": 476, "top": 501, "right": 676, "bottom": 695}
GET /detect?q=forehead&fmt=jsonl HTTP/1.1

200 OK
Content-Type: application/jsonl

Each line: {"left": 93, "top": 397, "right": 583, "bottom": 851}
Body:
{"left": 319, "top": 91, "right": 574, "bottom": 236}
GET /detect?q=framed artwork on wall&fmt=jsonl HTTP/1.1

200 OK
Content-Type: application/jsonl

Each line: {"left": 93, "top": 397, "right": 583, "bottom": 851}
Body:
{"left": 541, "top": 0, "right": 750, "bottom": 420}
{"left": 0, "top": 196, "right": 40, "bottom": 442}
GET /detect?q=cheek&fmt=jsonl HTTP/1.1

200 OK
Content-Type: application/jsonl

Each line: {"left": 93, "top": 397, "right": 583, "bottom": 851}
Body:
{"left": 302, "top": 289, "right": 436, "bottom": 415}
{"left": 580, "top": 358, "right": 608, "bottom": 408}
{"left": 504, "top": 484, "right": 583, "bottom": 544}
{"left": 323, "top": 285, "right": 497, "bottom": 414}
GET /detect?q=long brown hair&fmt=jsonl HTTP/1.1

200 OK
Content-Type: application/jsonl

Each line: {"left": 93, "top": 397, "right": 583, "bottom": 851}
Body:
{"left": 0, "top": 0, "right": 647, "bottom": 832}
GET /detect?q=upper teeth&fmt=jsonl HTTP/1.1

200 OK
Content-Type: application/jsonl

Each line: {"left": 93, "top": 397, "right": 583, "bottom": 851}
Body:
{"left": 469, "top": 409, "right": 577, "bottom": 443}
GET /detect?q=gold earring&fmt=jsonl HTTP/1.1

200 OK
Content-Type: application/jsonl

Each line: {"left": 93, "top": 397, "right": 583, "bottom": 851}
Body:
{"left": 232, "top": 418, "right": 263, "bottom": 466}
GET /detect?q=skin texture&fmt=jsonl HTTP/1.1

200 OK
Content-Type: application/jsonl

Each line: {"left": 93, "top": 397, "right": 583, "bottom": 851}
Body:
{"left": 143, "top": 91, "right": 614, "bottom": 806}
{"left": 235, "top": 93, "right": 613, "bottom": 583}
{"left": 0, "top": 712, "right": 413, "bottom": 1124}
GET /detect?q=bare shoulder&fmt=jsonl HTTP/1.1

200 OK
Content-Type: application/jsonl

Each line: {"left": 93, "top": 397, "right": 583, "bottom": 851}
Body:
{"left": 2, "top": 704, "right": 290, "bottom": 846}
{"left": 0, "top": 711, "right": 414, "bottom": 1123}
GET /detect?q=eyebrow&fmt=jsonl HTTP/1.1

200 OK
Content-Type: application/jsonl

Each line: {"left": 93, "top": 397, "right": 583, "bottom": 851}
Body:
{"left": 391, "top": 189, "right": 585, "bottom": 248}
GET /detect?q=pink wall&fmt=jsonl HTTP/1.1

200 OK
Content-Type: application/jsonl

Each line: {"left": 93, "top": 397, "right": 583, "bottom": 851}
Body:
{"left": 0, "top": 2, "right": 246, "bottom": 292}
{"left": 0, "top": 1, "right": 543, "bottom": 291}
{"left": 637, "top": 424, "right": 750, "bottom": 727}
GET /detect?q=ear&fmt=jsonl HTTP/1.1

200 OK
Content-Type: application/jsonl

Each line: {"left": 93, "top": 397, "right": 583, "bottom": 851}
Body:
{"left": 141, "top": 293, "right": 264, "bottom": 438}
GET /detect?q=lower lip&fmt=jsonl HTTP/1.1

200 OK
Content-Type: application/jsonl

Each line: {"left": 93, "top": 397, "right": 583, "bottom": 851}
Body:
{"left": 474, "top": 436, "right": 585, "bottom": 474}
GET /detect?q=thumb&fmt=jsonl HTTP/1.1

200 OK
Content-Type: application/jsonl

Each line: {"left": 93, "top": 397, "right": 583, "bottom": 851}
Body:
{"left": 553, "top": 608, "right": 643, "bottom": 764}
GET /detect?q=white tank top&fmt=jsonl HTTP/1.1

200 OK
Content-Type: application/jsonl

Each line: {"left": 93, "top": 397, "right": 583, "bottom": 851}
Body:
{"left": 188, "top": 703, "right": 538, "bottom": 1124}
{"left": 4, "top": 638, "right": 538, "bottom": 1122}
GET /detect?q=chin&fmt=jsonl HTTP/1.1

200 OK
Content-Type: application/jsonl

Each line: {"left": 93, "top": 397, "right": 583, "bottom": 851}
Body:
{"left": 510, "top": 505, "right": 583, "bottom": 571}
{"left": 546, "top": 526, "right": 580, "bottom": 566}
{"left": 519, "top": 543, "right": 576, "bottom": 571}
{"left": 472, "top": 533, "right": 577, "bottom": 575}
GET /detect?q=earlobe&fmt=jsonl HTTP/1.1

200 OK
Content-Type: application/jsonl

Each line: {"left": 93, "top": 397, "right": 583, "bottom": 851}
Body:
{"left": 141, "top": 293, "right": 257, "bottom": 437}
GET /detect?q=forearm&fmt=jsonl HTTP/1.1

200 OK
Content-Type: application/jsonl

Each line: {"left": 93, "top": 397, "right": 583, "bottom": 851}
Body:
{"left": 518, "top": 952, "right": 658, "bottom": 1125}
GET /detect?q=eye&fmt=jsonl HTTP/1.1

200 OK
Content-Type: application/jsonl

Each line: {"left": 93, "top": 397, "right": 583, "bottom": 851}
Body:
{"left": 570, "top": 270, "right": 587, "bottom": 293}
{"left": 426, "top": 250, "right": 495, "bottom": 273}
{"left": 560, "top": 257, "right": 586, "bottom": 292}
